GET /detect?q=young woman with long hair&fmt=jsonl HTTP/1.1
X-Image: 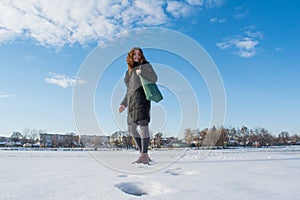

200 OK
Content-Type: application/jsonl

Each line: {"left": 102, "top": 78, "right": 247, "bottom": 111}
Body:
{"left": 119, "top": 47, "right": 158, "bottom": 164}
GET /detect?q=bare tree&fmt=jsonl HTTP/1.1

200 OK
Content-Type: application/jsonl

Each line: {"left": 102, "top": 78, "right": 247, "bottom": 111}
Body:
{"left": 11, "top": 131, "right": 23, "bottom": 143}
{"left": 216, "top": 127, "right": 229, "bottom": 148}
{"left": 290, "top": 134, "right": 300, "bottom": 145}
{"left": 240, "top": 126, "right": 249, "bottom": 147}
{"left": 122, "top": 134, "right": 133, "bottom": 149}
{"left": 228, "top": 127, "right": 238, "bottom": 146}
{"left": 28, "top": 129, "right": 38, "bottom": 145}
{"left": 278, "top": 131, "right": 290, "bottom": 145}
{"left": 22, "top": 128, "right": 30, "bottom": 144}
{"left": 202, "top": 126, "right": 219, "bottom": 147}
{"left": 111, "top": 132, "right": 123, "bottom": 148}
{"left": 184, "top": 128, "right": 195, "bottom": 147}
{"left": 51, "top": 134, "right": 58, "bottom": 148}
{"left": 153, "top": 132, "right": 163, "bottom": 148}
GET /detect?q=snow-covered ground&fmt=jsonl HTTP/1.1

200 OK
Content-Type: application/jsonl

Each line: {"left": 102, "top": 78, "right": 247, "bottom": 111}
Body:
{"left": 1, "top": 146, "right": 299, "bottom": 200}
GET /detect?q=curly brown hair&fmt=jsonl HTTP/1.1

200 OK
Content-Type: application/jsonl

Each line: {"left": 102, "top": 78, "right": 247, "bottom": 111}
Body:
{"left": 126, "top": 47, "right": 147, "bottom": 70}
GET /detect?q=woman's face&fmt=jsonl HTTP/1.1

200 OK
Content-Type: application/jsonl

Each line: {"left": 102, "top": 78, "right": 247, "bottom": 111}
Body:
{"left": 133, "top": 49, "right": 141, "bottom": 62}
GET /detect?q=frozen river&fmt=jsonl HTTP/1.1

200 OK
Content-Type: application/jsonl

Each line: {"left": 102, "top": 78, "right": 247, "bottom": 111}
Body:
{"left": 0, "top": 146, "right": 299, "bottom": 200}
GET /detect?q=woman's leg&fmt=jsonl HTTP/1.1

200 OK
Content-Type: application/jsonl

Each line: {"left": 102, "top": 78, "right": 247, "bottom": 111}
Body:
{"left": 140, "top": 128, "right": 150, "bottom": 153}
{"left": 138, "top": 120, "right": 150, "bottom": 153}
{"left": 128, "top": 122, "right": 142, "bottom": 152}
{"left": 132, "top": 120, "right": 151, "bottom": 164}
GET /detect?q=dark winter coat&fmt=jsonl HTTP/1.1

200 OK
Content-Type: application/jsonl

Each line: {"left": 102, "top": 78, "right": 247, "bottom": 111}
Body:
{"left": 121, "top": 61, "right": 158, "bottom": 124}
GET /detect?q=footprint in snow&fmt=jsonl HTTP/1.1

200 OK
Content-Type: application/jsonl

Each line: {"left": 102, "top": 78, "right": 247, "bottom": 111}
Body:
{"left": 164, "top": 167, "right": 198, "bottom": 176}
{"left": 115, "top": 181, "right": 172, "bottom": 196}
{"left": 117, "top": 174, "right": 144, "bottom": 178}
{"left": 164, "top": 167, "right": 183, "bottom": 175}
{"left": 115, "top": 182, "right": 147, "bottom": 196}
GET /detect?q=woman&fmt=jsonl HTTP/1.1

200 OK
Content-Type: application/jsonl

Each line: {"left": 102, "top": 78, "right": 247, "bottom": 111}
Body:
{"left": 119, "top": 47, "right": 157, "bottom": 164}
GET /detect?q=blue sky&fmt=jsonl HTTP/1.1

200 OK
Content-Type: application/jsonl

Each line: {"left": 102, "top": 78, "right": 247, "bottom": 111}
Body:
{"left": 0, "top": 0, "right": 299, "bottom": 137}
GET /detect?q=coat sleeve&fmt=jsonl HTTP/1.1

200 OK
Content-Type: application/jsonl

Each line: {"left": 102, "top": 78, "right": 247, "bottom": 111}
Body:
{"left": 120, "top": 93, "right": 127, "bottom": 107}
{"left": 120, "top": 71, "right": 129, "bottom": 107}
{"left": 139, "top": 63, "right": 157, "bottom": 83}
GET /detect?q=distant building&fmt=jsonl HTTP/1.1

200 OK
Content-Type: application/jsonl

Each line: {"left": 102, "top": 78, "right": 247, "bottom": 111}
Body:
{"left": 40, "top": 133, "right": 81, "bottom": 148}
{"left": 0, "top": 137, "right": 13, "bottom": 147}
{"left": 79, "top": 135, "right": 110, "bottom": 148}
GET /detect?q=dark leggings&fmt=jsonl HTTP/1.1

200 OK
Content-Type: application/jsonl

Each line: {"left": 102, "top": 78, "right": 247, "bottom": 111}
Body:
{"left": 128, "top": 120, "right": 150, "bottom": 153}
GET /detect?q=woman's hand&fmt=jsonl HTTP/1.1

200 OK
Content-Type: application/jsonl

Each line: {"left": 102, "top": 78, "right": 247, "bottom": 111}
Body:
{"left": 136, "top": 69, "right": 141, "bottom": 75}
{"left": 119, "top": 105, "right": 125, "bottom": 113}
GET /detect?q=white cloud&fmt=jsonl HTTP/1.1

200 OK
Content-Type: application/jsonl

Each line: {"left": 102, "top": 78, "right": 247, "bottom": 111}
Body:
{"left": 166, "top": 1, "right": 193, "bottom": 18}
{"left": 134, "top": 0, "right": 167, "bottom": 26}
{"left": 0, "top": 0, "right": 222, "bottom": 48}
{"left": 216, "top": 27, "right": 263, "bottom": 58}
{"left": 234, "top": 5, "right": 250, "bottom": 19}
{"left": 205, "top": 0, "right": 224, "bottom": 8}
{"left": 210, "top": 17, "right": 226, "bottom": 23}
{"left": 0, "top": 94, "right": 9, "bottom": 98}
{"left": 210, "top": 17, "right": 217, "bottom": 23}
{"left": 0, "top": 92, "right": 14, "bottom": 98}
{"left": 45, "top": 73, "right": 86, "bottom": 88}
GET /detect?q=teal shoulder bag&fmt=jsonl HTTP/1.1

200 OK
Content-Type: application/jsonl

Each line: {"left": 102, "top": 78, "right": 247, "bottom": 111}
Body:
{"left": 139, "top": 75, "right": 163, "bottom": 103}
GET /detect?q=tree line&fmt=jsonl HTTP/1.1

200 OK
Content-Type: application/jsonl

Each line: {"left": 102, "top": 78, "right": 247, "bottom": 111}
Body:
{"left": 1, "top": 126, "right": 300, "bottom": 149}
{"left": 184, "top": 126, "right": 300, "bottom": 148}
